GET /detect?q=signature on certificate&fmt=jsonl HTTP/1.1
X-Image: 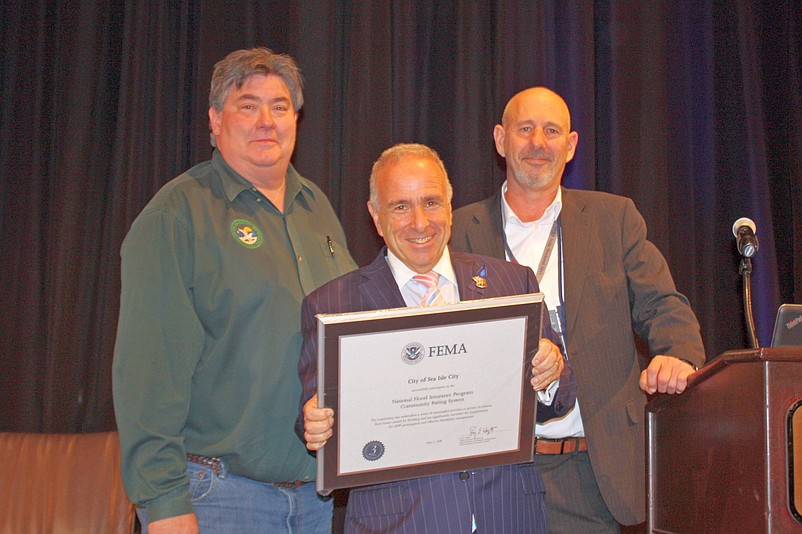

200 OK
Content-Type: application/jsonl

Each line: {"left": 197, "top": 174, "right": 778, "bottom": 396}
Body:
{"left": 468, "top": 425, "right": 499, "bottom": 438}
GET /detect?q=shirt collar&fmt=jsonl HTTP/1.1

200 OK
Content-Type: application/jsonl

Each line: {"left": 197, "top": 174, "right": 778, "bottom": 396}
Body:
{"left": 500, "top": 181, "right": 563, "bottom": 228}
{"left": 385, "top": 247, "right": 457, "bottom": 290}
{"left": 212, "top": 150, "right": 316, "bottom": 207}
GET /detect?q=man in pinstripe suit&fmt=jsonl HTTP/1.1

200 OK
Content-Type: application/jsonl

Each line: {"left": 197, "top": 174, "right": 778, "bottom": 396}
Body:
{"left": 297, "top": 143, "right": 576, "bottom": 533}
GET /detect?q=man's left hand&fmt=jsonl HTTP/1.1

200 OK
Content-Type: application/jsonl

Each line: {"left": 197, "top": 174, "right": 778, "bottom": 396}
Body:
{"left": 530, "top": 338, "right": 564, "bottom": 391}
{"left": 639, "top": 355, "right": 696, "bottom": 395}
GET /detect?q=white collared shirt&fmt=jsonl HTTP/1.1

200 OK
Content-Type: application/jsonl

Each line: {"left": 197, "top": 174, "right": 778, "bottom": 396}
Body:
{"left": 501, "top": 183, "right": 585, "bottom": 438}
{"left": 386, "top": 247, "right": 460, "bottom": 306}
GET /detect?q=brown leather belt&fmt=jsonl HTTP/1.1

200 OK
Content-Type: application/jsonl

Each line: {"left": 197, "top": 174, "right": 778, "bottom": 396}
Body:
{"left": 273, "top": 480, "right": 305, "bottom": 489}
{"left": 534, "top": 437, "right": 587, "bottom": 455}
{"left": 186, "top": 454, "right": 304, "bottom": 489}
{"left": 187, "top": 453, "right": 223, "bottom": 473}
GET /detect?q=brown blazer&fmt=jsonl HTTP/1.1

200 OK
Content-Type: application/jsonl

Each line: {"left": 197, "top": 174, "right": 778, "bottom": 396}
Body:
{"left": 451, "top": 187, "right": 706, "bottom": 524}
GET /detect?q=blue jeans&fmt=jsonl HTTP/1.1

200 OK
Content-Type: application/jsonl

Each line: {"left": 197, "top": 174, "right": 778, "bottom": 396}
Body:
{"left": 137, "top": 460, "right": 332, "bottom": 533}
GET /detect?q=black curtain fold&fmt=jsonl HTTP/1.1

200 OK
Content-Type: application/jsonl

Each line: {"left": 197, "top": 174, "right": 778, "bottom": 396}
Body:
{"left": 1, "top": 0, "right": 799, "bottom": 432}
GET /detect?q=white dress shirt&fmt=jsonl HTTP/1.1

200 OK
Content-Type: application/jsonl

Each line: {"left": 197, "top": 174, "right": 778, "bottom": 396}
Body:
{"left": 385, "top": 247, "right": 460, "bottom": 306}
{"left": 501, "top": 183, "right": 584, "bottom": 438}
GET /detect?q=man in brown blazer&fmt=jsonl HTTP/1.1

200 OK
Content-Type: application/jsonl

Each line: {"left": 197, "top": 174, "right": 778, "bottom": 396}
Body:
{"left": 450, "top": 87, "right": 706, "bottom": 533}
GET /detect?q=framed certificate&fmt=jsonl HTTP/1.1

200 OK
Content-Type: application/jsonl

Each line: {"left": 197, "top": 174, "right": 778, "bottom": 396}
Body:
{"left": 315, "top": 293, "right": 544, "bottom": 494}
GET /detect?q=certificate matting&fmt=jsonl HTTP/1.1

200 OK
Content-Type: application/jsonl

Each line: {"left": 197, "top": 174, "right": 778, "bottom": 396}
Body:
{"left": 315, "top": 294, "right": 543, "bottom": 494}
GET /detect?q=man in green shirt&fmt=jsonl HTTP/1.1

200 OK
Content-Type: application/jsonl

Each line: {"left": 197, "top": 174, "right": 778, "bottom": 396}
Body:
{"left": 113, "top": 47, "right": 356, "bottom": 534}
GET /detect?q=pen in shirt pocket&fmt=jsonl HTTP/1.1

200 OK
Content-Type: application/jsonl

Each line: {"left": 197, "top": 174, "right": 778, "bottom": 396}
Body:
{"left": 326, "top": 236, "right": 335, "bottom": 257}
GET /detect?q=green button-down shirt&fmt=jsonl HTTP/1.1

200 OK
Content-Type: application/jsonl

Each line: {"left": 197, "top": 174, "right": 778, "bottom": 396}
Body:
{"left": 113, "top": 151, "right": 356, "bottom": 522}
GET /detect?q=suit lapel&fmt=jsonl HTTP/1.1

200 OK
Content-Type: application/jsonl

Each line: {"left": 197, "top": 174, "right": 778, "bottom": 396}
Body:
{"left": 559, "top": 188, "right": 590, "bottom": 334}
{"left": 357, "top": 249, "right": 405, "bottom": 310}
{"left": 467, "top": 191, "right": 506, "bottom": 260}
{"left": 451, "top": 250, "right": 487, "bottom": 301}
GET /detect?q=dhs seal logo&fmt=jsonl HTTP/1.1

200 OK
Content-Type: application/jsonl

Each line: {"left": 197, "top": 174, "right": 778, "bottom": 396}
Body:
{"left": 402, "top": 342, "right": 426, "bottom": 365}
{"left": 362, "top": 441, "right": 385, "bottom": 462}
{"left": 230, "top": 219, "right": 263, "bottom": 249}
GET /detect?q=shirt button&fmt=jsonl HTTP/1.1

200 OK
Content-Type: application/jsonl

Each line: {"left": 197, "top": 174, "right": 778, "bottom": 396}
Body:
{"left": 298, "top": 256, "right": 303, "bottom": 262}
{"left": 459, "top": 471, "right": 470, "bottom": 481}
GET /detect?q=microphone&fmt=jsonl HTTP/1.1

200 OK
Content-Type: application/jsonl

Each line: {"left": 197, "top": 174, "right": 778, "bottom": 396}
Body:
{"left": 732, "top": 217, "right": 759, "bottom": 258}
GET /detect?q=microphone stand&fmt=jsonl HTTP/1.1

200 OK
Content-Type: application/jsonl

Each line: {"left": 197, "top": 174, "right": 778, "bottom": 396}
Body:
{"left": 739, "top": 256, "right": 760, "bottom": 349}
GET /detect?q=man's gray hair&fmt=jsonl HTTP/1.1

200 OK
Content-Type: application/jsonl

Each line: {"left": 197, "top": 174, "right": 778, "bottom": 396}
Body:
{"left": 209, "top": 47, "right": 303, "bottom": 146}
{"left": 369, "top": 143, "right": 453, "bottom": 211}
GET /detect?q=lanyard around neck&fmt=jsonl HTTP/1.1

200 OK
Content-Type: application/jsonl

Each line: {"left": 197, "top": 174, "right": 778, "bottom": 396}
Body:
{"left": 502, "top": 214, "right": 560, "bottom": 284}
{"left": 501, "top": 197, "right": 569, "bottom": 356}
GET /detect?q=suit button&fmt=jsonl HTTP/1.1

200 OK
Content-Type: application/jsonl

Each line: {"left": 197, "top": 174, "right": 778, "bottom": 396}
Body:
{"left": 459, "top": 471, "right": 470, "bottom": 481}
{"left": 555, "top": 402, "right": 564, "bottom": 411}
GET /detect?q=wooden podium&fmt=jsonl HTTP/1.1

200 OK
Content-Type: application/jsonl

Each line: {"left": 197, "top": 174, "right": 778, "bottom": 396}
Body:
{"left": 647, "top": 348, "right": 802, "bottom": 533}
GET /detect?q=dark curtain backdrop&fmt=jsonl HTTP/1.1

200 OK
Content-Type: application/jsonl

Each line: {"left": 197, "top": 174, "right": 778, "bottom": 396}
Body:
{"left": 1, "top": 1, "right": 799, "bottom": 432}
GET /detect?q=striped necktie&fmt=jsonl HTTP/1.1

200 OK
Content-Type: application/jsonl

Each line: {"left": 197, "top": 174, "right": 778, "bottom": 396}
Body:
{"left": 412, "top": 271, "right": 446, "bottom": 306}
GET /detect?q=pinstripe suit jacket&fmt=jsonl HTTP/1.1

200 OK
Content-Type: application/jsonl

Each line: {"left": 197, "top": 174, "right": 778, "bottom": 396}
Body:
{"left": 450, "top": 188, "right": 706, "bottom": 525}
{"left": 297, "top": 248, "right": 575, "bottom": 533}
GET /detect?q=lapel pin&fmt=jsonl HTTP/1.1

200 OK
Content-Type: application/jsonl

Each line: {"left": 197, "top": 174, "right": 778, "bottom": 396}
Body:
{"left": 472, "top": 265, "right": 487, "bottom": 289}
